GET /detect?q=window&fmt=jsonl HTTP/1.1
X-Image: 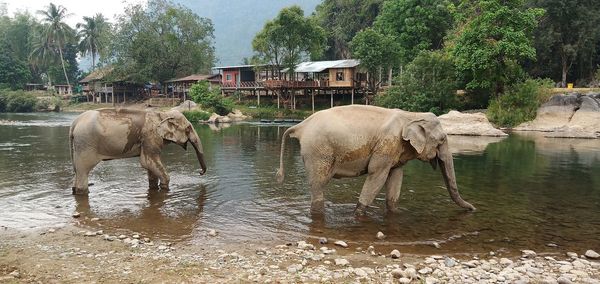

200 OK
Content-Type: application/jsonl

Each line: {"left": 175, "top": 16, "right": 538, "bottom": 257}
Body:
{"left": 336, "top": 70, "right": 344, "bottom": 81}
{"left": 226, "top": 74, "right": 232, "bottom": 81}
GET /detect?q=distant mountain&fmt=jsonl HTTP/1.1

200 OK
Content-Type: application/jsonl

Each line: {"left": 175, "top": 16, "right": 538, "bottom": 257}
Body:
{"left": 175, "top": 0, "right": 321, "bottom": 66}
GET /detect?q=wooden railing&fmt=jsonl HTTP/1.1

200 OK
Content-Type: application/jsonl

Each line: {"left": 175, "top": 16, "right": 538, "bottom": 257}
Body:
{"left": 221, "top": 81, "right": 264, "bottom": 89}
{"left": 263, "top": 80, "right": 320, "bottom": 89}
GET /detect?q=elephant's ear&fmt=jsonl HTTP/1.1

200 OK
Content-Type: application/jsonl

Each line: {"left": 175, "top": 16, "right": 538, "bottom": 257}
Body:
{"left": 157, "top": 116, "right": 178, "bottom": 142}
{"left": 402, "top": 120, "right": 426, "bottom": 154}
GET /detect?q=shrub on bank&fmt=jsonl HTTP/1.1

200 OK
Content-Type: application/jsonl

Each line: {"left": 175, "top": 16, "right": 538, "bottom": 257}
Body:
{"left": 182, "top": 110, "right": 211, "bottom": 122}
{"left": 0, "top": 89, "right": 38, "bottom": 112}
{"left": 189, "top": 81, "right": 234, "bottom": 115}
{"left": 487, "top": 78, "right": 553, "bottom": 127}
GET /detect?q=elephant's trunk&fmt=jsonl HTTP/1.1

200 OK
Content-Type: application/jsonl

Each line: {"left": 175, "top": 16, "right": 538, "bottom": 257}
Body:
{"left": 189, "top": 129, "right": 207, "bottom": 175}
{"left": 437, "top": 141, "right": 475, "bottom": 211}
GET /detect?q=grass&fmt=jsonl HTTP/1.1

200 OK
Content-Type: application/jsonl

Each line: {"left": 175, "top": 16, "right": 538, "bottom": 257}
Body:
{"left": 235, "top": 105, "right": 313, "bottom": 119}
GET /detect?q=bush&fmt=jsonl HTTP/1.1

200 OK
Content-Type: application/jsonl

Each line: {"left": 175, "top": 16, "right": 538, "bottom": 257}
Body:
{"left": 0, "top": 90, "right": 38, "bottom": 112}
{"left": 189, "top": 81, "right": 233, "bottom": 115}
{"left": 375, "top": 50, "right": 459, "bottom": 115}
{"left": 182, "top": 110, "right": 211, "bottom": 122}
{"left": 487, "top": 78, "right": 553, "bottom": 127}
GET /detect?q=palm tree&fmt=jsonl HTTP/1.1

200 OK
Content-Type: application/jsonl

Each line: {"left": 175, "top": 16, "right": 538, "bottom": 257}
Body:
{"left": 77, "top": 14, "right": 108, "bottom": 71}
{"left": 37, "top": 3, "right": 74, "bottom": 86}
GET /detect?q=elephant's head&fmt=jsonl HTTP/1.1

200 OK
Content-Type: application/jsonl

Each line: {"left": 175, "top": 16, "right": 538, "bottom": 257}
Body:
{"left": 402, "top": 113, "right": 475, "bottom": 211}
{"left": 156, "top": 110, "right": 207, "bottom": 175}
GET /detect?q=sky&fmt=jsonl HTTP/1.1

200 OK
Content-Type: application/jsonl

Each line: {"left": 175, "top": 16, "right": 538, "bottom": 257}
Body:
{"left": 3, "top": 0, "right": 144, "bottom": 27}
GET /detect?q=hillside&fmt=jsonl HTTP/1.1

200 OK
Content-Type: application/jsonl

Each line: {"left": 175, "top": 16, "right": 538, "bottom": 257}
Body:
{"left": 175, "top": 0, "right": 321, "bottom": 66}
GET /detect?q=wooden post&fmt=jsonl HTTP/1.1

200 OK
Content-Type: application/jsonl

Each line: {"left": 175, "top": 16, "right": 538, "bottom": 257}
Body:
{"left": 257, "top": 89, "right": 260, "bottom": 106}
{"left": 292, "top": 91, "right": 296, "bottom": 110}
{"left": 277, "top": 90, "right": 280, "bottom": 109}
{"left": 330, "top": 90, "right": 333, "bottom": 108}
{"left": 312, "top": 89, "right": 315, "bottom": 113}
{"left": 351, "top": 88, "right": 354, "bottom": 105}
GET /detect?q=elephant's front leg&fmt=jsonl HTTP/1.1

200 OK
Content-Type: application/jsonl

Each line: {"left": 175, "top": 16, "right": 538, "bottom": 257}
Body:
{"left": 356, "top": 157, "right": 392, "bottom": 216}
{"left": 147, "top": 170, "right": 159, "bottom": 190}
{"left": 384, "top": 167, "right": 404, "bottom": 214}
{"left": 140, "top": 151, "right": 170, "bottom": 191}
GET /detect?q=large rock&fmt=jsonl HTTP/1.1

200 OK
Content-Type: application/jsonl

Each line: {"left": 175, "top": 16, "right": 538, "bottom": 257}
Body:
{"left": 171, "top": 100, "right": 200, "bottom": 112}
{"left": 515, "top": 93, "right": 600, "bottom": 138}
{"left": 438, "top": 111, "right": 508, "bottom": 137}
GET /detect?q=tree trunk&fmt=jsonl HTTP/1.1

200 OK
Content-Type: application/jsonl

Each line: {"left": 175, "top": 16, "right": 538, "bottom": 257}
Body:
{"left": 561, "top": 56, "right": 568, "bottom": 88}
{"left": 92, "top": 53, "right": 96, "bottom": 71}
{"left": 58, "top": 47, "right": 70, "bottom": 86}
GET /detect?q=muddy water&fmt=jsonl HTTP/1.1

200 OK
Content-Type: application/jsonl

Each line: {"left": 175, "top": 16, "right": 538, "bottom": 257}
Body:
{"left": 1, "top": 112, "right": 599, "bottom": 255}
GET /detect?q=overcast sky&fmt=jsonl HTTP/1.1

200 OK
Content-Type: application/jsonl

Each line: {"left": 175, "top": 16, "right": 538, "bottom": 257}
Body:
{"left": 4, "top": 0, "right": 145, "bottom": 26}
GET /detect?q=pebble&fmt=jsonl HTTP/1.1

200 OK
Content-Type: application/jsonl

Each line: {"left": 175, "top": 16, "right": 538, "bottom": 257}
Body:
{"left": 500, "top": 258, "right": 513, "bottom": 266}
{"left": 566, "top": 252, "right": 578, "bottom": 258}
{"left": 8, "top": 271, "right": 20, "bottom": 278}
{"left": 318, "top": 237, "right": 327, "bottom": 244}
{"left": 557, "top": 276, "right": 574, "bottom": 284}
{"left": 91, "top": 217, "right": 100, "bottom": 221}
{"left": 376, "top": 231, "right": 385, "bottom": 240}
{"left": 103, "top": 235, "right": 115, "bottom": 241}
{"left": 72, "top": 212, "right": 81, "bottom": 218}
{"left": 354, "top": 268, "right": 367, "bottom": 277}
{"left": 287, "top": 264, "right": 303, "bottom": 273}
{"left": 297, "top": 241, "right": 314, "bottom": 250}
{"left": 118, "top": 235, "right": 127, "bottom": 240}
{"left": 84, "top": 231, "right": 96, "bottom": 237}
{"left": 320, "top": 246, "right": 335, "bottom": 254}
{"left": 444, "top": 257, "right": 456, "bottom": 267}
{"left": 208, "top": 229, "right": 217, "bottom": 237}
{"left": 334, "top": 240, "right": 348, "bottom": 248}
{"left": 403, "top": 267, "right": 417, "bottom": 279}
{"left": 418, "top": 267, "right": 433, "bottom": 274}
{"left": 391, "top": 268, "right": 403, "bottom": 278}
{"left": 425, "top": 276, "right": 440, "bottom": 284}
{"left": 47, "top": 228, "right": 56, "bottom": 233}
{"left": 546, "top": 243, "right": 558, "bottom": 248}
{"left": 132, "top": 234, "right": 140, "bottom": 239}
{"left": 584, "top": 250, "right": 599, "bottom": 259}
{"left": 399, "top": 277, "right": 411, "bottom": 284}
{"left": 334, "top": 258, "right": 349, "bottom": 266}
{"left": 432, "top": 242, "right": 441, "bottom": 249}
{"left": 390, "top": 249, "right": 401, "bottom": 259}
{"left": 463, "top": 260, "right": 478, "bottom": 268}
{"left": 158, "top": 245, "right": 168, "bottom": 251}
{"left": 522, "top": 249, "right": 537, "bottom": 258}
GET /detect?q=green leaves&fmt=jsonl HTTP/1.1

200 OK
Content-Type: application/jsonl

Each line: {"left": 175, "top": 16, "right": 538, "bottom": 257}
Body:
{"left": 252, "top": 6, "right": 326, "bottom": 76}
{"left": 450, "top": 0, "right": 544, "bottom": 95}
{"left": 189, "top": 81, "right": 232, "bottom": 115}
{"left": 110, "top": 0, "right": 215, "bottom": 83}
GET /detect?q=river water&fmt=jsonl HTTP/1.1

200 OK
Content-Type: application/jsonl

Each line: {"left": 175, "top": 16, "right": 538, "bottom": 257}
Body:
{"left": 0, "top": 112, "right": 599, "bottom": 255}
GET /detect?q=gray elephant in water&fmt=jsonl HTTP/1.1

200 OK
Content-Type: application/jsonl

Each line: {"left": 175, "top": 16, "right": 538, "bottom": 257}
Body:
{"left": 69, "top": 108, "right": 207, "bottom": 194}
{"left": 276, "top": 105, "right": 475, "bottom": 216}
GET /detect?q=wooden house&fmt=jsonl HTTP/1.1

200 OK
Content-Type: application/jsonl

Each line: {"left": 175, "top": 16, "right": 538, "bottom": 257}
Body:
{"left": 165, "top": 74, "right": 221, "bottom": 101}
{"left": 79, "top": 66, "right": 143, "bottom": 104}
{"left": 213, "top": 64, "right": 263, "bottom": 89}
{"left": 290, "top": 59, "right": 361, "bottom": 88}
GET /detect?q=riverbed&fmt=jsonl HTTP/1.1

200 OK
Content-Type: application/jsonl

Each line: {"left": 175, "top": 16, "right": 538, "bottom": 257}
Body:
{"left": 0, "top": 112, "right": 599, "bottom": 257}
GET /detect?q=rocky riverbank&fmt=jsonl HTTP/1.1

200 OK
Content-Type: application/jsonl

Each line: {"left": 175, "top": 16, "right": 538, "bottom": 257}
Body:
{"left": 515, "top": 93, "right": 600, "bottom": 138}
{"left": 438, "top": 111, "right": 508, "bottom": 137}
{"left": 1, "top": 225, "right": 598, "bottom": 283}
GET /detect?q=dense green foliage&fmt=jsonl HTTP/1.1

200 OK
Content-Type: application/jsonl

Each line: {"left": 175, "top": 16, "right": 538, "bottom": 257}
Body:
{"left": 527, "top": 0, "right": 600, "bottom": 87}
{"left": 350, "top": 28, "right": 400, "bottom": 93}
{"left": 189, "top": 81, "right": 233, "bottom": 115}
{"left": 450, "top": 0, "right": 545, "bottom": 97}
{"left": 312, "top": 0, "right": 383, "bottom": 60}
{"left": 375, "top": 0, "right": 452, "bottom": 65}
{"left": 110, "top": 0, "right": 215, "bottom": 83}
{"left": 0, "top": 90, "right": 38, "bottom": 112}
{"left": 252, "top": 6, "right": 326, "bottom": 76}
{"left": 375, "top": 51, "right": 458, "bottom": 114}
{"left": 487, "top": 78, "right": 553, "bottom": 126}
{"left": 77, "top": 14, "right": 111, "bottom": 70}
{"left": 182, "top": 110, "right": 211, "bottom": 122}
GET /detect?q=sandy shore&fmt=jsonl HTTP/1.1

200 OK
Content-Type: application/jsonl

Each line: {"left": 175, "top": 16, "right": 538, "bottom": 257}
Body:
{"left": 1, "top": 224, "right": 599, "bottom": 283}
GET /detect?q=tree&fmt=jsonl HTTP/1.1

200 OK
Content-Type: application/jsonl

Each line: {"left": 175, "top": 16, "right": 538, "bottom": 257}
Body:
{"left": 77, "top": 13, "right": 110, "bottom": 70}
{"left": 252, "top": 6, "right": 326, "bottom": 78}
{"left": 312, "top": 0, "right": 383, "bottom": 60}
{"left": 350, "top": 27, "right": 400, "bottom": 94}
{"left": 37, "top": 3, "right": 75, "bottom": 86}
{"left": 375, "top": 0, "right": 453, "bottom": 65}
{"left": 110, "top": 0, "right": 215, "bottom": 83}
{"left": 449, "top": 0, "right": 544, "bottom": 97}
{"left": 527, "top": 0, "right": 600, "bottom": 86}
{"left": 376, "top": 50, "right": 458, "bottom": 114}
{"left": 0, "top": 47, "right": 32, "bottom": 89}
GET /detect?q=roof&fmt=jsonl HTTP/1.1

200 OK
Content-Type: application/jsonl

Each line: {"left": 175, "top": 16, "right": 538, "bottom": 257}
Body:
{"left": 212, "top": 64, "right": 273, "bottom": 70}
{"left": 293, "top": 59, "right": 360, "bottom": 73}
{"left": 79, "top": 66, "right": 114, "bottom": 83}
{"left": 166, "top": 74, "right": 220, "bottom": 83}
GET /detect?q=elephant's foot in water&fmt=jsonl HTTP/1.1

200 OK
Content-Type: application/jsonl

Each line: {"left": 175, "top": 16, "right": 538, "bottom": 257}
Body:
{"left": 355, "top": 202, "right": 368, "bottom": 216}
{"left": 385, "top": 200, "right": 402, "bottom": 215}
{"left": 72, "top": 187, "right": 89, "bottom": 195}
{"left": 310, "top": 200, "right": 325, "bottom": 216}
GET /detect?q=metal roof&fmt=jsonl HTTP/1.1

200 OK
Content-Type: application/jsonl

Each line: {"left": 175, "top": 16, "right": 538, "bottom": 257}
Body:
{"left": 166, "top": 74, "right": 221, "bottom": 83}
{"left": 293, "top": 59, "right": 360, "bottom": 73}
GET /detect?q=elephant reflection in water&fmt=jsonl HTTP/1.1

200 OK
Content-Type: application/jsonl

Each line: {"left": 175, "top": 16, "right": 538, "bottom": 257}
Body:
{"left": 73, "top": 186, "right": 207, "bottom": 238}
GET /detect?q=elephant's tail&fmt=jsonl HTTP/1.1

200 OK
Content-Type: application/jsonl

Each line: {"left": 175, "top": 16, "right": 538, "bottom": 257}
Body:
{"left": 69, "top": 122, "right": 75, "bottom": 172}
{"left": 276, "top": 126, "right": 296, "bottom": 183}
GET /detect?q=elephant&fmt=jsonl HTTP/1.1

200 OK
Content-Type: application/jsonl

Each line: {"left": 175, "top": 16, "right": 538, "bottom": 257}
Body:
{"left": 69, "top": 108, "right": 207, "bottom": 194}
{"left": 276, "top": 105, "right": 475, "bottom": 216}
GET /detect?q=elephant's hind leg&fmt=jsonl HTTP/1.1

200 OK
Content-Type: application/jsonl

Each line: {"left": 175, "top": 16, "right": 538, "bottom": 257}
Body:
{"left": 384, "top": 167, "right": 404, "bottom": 214}
{"left": 303, "top": 154, "right": 334, "bottom": 215}
{"left": 72, "top": 152, "right": 100, "bottom": 195}
{"left": 147, "top": 170, "right": 159, "bottom": 190}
